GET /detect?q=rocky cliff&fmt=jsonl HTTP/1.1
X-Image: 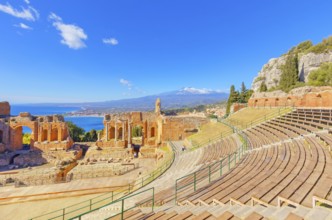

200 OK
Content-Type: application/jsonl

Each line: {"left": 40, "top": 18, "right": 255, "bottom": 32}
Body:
{"left": 251, "top": 51, "right": 332, "bottom": 92}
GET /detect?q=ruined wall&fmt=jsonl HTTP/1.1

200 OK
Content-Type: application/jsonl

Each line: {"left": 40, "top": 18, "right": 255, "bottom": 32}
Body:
{"left": 248, "top": 86, "right": 332, "bottom": 108}
{"left": 0, "top": 119, "right": 10, "bottom": 153}
{"left": 0, "top": 102, "right": 10, "bottom": 116}
{"left": 98, "top": 111, "right": 161, "bottom": 148}
{"left": 231, "top": 103, "right": 248, "bottom": 113}
{"left": 0, "top": 101, "right": 73, "bottom": 152}
{"left": 98, "top": 99, "right": 208, "bottom": 147}
{"left": 161, "top": 116, "right": 209, "bottom": 141}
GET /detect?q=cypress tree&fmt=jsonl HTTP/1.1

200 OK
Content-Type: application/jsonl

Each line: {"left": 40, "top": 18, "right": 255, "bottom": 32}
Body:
{"left": 226, "top": 85, "right": 236, "bottom": 115}
{"left": 259, "top": 81, "right": 267, "bottom": 92}
{"left": 239, "top": 82, "right": 247, "bottom": 103}
{"left": 279, "top": 54, "right": 299, "bottom": 92}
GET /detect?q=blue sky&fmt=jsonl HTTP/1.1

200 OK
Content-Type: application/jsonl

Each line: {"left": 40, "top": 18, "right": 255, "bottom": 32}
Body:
{"left": 0, "top": 0, "right": 331, "bottom": 103}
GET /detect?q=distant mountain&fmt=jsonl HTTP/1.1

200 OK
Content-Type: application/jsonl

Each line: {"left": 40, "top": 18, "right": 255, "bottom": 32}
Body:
{"left": 26, "top": 87, "right": 228, "bottom": 113}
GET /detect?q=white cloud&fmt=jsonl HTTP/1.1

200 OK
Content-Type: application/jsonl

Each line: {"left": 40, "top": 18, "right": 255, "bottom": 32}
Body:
{"left": 24, "top": 0, "right": 30, "bottom": 4}
{"left": 0, "top": 3, "right": 39, "bottom": 21}
{"left": 15, "top": 22, "right": 32, "bottom": 30}
{"left": 103, "top": 38, "right": 118, "bottom": 45}
{"left": 49, "top": 12, "right": 87, "bottom": 49}
{"left": 49, "top": 12, "right": 62, "bottom": 22}
{"left": 120, "top": 78, "right": 132, "bottom": 87}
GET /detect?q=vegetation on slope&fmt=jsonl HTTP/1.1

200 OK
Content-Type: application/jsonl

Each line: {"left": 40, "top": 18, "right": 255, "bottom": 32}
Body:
{"left": 263, "top": 36, "right": 332, "bottom": 93}
{"left": 308, "top": 63, "right": 332, "bottom": 86}
{"left": 287, "top": 36, "right": 332, "bottom": 55}
{"left": 187, "top": 122, "right": 233, "bottom": 147}
{"left": 226, "top": 107, "right": 292, "bottom": 129}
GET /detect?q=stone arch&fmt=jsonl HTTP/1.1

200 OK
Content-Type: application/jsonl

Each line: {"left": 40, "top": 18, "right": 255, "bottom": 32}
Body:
{"left": 51, "top": 127, "right": 58, "bottom": 141}
{"left": 41, "top": 129, "right": 48, "bottom": 142}
{"left": 150, "top": 127, "right": 155, "bottom": 138}
{"left": 109, "top": 127, "right": 115, "bottom": 139}
{"left": 254, "top": 99, "right": 258, "bottom": 107}
{"left": 118, "top": 127, "right": 123, "bottom": 140}
{"left": 316, "top": 93, "right": 323, "bottom": 106}
{"left": 287, "top": 97, "right": 292, "bottom": 106}
{"left": 132, "top": 125, "right": 143, "bottom": 137}
{"left": 264, "top": 99, "right": 269, "bottom": 107}
{"left": 11, "top": 125, "right": 35, "bottom": 150}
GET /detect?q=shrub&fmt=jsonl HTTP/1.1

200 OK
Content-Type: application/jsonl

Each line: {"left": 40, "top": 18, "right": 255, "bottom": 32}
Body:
{"left": 259, "top": 82, "right": 267, "bottom": 92}
{"left": 308, "top": 63, "right": 332, "bottom": 86}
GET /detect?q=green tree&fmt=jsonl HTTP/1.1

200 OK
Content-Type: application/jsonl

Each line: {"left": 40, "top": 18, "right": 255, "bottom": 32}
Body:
{"left": 238, "top": 82, "right": 247, "bottom": 103}
{"left": 82, "top": 132, "right": 91, "bottom": 142}
{"left": 67, "top": 121, "right": 85, "bottom": 142}
{"left": 259, "top": 82, "right": 267, "bottom": 92}
{"left": 89, "top": 129, "right": 98, "bottom": 141}
{"left": 308, "top": 63, "right": 332, "bottom": 86}
{"left": 244, "top": 89, "right": 254, "bottom": 102}
{"left": 226, "top": 85, "right": 238, "bottom": 115}
{"left": 132, "top": 126, "right": 142, "bottom": 137}
{"left": 279, "top": 54, "right": 299, "bottom": 92}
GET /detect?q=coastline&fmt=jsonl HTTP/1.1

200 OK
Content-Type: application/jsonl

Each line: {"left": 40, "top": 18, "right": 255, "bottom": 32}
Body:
{"left": 64, "top": 114, "right": 104, "bottom": 118}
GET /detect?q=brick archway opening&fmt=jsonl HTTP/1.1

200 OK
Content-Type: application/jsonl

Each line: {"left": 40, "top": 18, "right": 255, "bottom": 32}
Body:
{"left": 12, "top": 126, "right": 33, "bottom": 150}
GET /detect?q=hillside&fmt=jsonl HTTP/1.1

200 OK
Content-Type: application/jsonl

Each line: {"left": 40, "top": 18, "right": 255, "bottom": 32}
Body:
{"left": 29, "top": 87, "right": 228, "bottom": 113}
{"left": 251, "top": 36, "right": 332, "bottom": 92}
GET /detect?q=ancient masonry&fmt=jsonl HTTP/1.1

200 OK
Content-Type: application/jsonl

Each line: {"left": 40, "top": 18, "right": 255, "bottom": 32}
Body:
{"left": 96, "top": 98, "right": 209, "bottom": 148}
{"left": 0, "top": 101, "right": 73, "bottom": 153}
{"left": 248, "top": 86, "right": 332, "bottom": 108}
{"left": 0, "top": 99, "right": 208, "bottom": 153}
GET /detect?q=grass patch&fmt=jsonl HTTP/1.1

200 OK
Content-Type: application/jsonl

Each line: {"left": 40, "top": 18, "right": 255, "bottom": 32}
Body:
{"left": 187, "top": 122, "right": 233, "bottom": 148}
{"left": 159, "top": 145, "right": 171, "bottom": 153}
{"left": 226, "top": 107, "right": 292, "bottom": 129}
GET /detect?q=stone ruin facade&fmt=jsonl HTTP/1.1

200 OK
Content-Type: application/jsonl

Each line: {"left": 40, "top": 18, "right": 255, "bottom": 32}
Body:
{"left": 248, "top": 86, "right": 332, "bottom": 108}
{"left": 0, "top": 99, "right": 208, "bottom": 186}
{"left": 97, "top": 98, "right": 209, "bottom": 148}
{"left": 0, "top": 101, "right": 73, "bottom": 153}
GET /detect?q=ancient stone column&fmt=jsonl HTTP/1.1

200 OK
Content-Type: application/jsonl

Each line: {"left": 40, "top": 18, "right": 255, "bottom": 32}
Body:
{"left": 47, "top": 124, "right": 52, "bottom": 142}
{"left": 106, "top": 123, "right": 109, "bottom": 141}
{"left": 127, "top": 122, "right": 131, "bottom": 148}
{"left": 115, "top": 123, "right": 117, "bottom": 142}
{"left": 38, "top": 124, "right": 42, "bottom": 142}
{"left": 58, "top": 127, "right": 62, "bottom": 142}
{"left": 122, "top": 121, "right": 125, "bottom": 141}
{"left": 97, "top": 132, "right": 100, "bottom": 141}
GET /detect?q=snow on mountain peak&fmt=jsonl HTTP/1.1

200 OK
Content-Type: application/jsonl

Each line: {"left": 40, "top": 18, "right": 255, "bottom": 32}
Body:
{"left": 177, "top": 87, "right": 219, "bottom": 95}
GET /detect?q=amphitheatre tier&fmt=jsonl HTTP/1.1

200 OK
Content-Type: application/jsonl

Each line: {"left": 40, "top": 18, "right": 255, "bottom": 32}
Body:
{"left": 1, "top": 88, "right": 332, "bottom": 220}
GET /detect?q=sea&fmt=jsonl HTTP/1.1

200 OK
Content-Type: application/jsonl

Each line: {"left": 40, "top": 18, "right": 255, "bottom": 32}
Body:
{"left": 11, "top": 105, "right": 104, "bottom": 133}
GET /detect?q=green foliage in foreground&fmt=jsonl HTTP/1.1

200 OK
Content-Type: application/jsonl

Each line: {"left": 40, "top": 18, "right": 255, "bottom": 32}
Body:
{"left": 66, "top": 121, "right": 99, "bottom": 142}
{"left": 132, "top": 126, "right": 143, "bottom": 137}
{"left": 23, "top": 133, "right": 31, "bottom": 145}
{"left": 308, "top": 63, "right": 332, "bottom": 86}
{"left": 67, "top": 121, "right": 85, "bottom": 142}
